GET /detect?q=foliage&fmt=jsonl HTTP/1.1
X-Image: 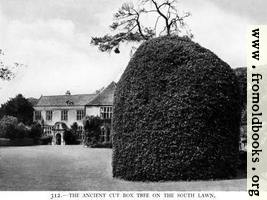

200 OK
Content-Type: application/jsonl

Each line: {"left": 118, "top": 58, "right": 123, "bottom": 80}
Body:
{"left": 234, "top": 67, "right": 247, "bottom": 124}
{"left": 0, "top": 49, "right": 14, "bottom": 80}
{"left": 29, "top": 122, "right": 43, "bottom": 139}
{"left": 0, "top": 94, "right": 34, "bottom": 125}
{"left": 83, "top": 115, "right": 103, "bottom": 146}
{"left": 112, "top": 35, "right": 241, "bottom": 181}
{"left": 238, "top": 150, "right": 247, "bottom": 170}
{"left": 39, "top": 135, "right": 53, "bottom": 145}
{"left": 91, "top": 0, "right": 192, "bottom": 53}
{"left": 63, "top": 122, "right": 80, "bottom": 145}
{"left": 27, "top": 97, "right": 38, "bottom": 107}
{"left": 0, "top": 115, "right": 42, "bottom": 141}
{"left": 0, "top": 67, "right": 14, "bottom": 80}
{"left": 63, "top": 129, "right": 79, "bottom": 145}
{"left": 16, "top": 122, "right": 29, "bottom": 139}
{"left": 91, "top": 142, "right": 112, "bottom": 148}
{"left": 234, "top": 67, "right": 247, "bottom": 152}
{"left": 71, "top": 122, "right": 78, "bottom": 134}
{"left": 0, "top": 115, "right": 18, "bottom": 139}
{"left": 0, "top": 49, "right": 24, "bottom": 80}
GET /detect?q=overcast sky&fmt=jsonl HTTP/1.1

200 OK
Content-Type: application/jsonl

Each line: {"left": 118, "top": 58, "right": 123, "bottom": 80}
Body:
{"left": 0, "top": 0, "right": 266, "bottom": 104}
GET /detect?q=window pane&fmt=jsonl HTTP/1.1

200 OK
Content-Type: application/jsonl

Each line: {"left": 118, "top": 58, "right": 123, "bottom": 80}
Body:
{"left": 100, "top": 106, "right": 113, "bottom": 119}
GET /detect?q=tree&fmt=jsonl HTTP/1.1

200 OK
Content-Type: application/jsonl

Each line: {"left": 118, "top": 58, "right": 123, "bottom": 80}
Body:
{"left": 29, "top": 122, "right": 43, "bottom": 139}
{"left": 63, "top": 129, "right": 79, "bottom": 145}
{"left": 62, "top": 122, "right": 80, "bottom": 145}
{"left": 0, "top": 94, "right": 34, "bottom": 125}
{"left": 234, "top": 67, "right": 247, "bottom": 152}
{"left": 0, "top": 115, "right": 18, "bottom": 139}
{"left": 71, "top": 122, "right": 78, "bottom": 134}
{"left": 234, "top": 67, "right": 247, "bottom": 109}
{"left": 0, "top": 49, "right": 14, "bottom": 80}
{"left": 112, "top": 36, "right": 241, "bottom": 181}
{"left": 91, "top": 0, "right": 192, "bottom": 53}
{"left": 0, "top": 49, "right": 25, "bottom": 81}
{"left": 83, "top": 116, "right": 103, "bottom": 146}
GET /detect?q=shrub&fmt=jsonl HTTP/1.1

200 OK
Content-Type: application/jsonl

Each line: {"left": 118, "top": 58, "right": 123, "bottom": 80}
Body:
{"left": 29, "top": 122, "right": 43, "bottom": 139}
{"left": 113, "top": 36, "right": 241, "bottom": 181}
{"left": 16, "top": 122, "right": 29, "bottom": 139}
{"left": 0, "top": 94, "right": 34, "bottom": 125}
{"left": 234, "top": 67, "right": 247, "bottom": 109}
{"left": 0, "top": 115, "right": 18, "bottom": 139}
{"left": 63, "top": 130, "right": 80, "bottom": 145}
{"left": 83, "top": 116, "right": 103, "bottom": 146}
{"left": 238, "top": 150, "right": 247, "bottom": 170}
{"left": 39, "top": 135, "right": 53, "bottom": 145}
{"left": 71, "top": 122, "right": 78, "bottom": 134}
{"left": 91, "top": 141, "right": 112, "bottom": 148}
{"left": 234, "top": 67, "right": 247, "bottom": 151}
{"left": 0, "top": 116, "right": 38, "bottom": 141}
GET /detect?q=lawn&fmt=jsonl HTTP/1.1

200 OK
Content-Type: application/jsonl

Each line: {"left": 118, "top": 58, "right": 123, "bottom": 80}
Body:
{"left": 0, "top": 146, "right": 246, "bottom": 191}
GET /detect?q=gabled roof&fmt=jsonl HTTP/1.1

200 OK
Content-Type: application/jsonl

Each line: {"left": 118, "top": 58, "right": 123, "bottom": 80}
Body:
{"left": 86, "top": 81, "right": 116, "bottom": 106}
{"left": 35, "top": 94, "right": 96, "bottom": 107}
{"left": 34, "top": 82, "right": 116, "bottom": 107}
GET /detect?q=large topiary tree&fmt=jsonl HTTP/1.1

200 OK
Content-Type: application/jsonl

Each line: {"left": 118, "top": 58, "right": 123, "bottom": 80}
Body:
{"left": 112, "top": 35, "right": 241, "bottom": 181}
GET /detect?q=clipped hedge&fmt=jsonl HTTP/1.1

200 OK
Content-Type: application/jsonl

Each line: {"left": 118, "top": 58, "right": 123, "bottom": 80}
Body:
{"left": 112, "top": 36, "right": 241, "bottom": 181}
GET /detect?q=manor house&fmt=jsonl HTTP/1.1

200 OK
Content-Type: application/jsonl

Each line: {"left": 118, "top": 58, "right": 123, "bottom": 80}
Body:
{"left": 33, "top": 82, "right": 116, "bottom": 145}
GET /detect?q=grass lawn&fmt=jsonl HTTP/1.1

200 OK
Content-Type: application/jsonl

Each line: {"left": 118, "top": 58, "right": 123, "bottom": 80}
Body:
{"left": 0, "top": 146, "right": 246, "bottom": 191}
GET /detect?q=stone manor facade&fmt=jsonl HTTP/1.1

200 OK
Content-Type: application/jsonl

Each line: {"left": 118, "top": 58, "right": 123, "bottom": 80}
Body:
{"left": 33, "top": 82, "right": 116, "bottom": 145}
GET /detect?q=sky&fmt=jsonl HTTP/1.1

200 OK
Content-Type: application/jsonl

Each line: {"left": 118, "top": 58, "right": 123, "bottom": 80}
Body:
{"left": 0, "top": 0, "right": 266, "bottom": 104}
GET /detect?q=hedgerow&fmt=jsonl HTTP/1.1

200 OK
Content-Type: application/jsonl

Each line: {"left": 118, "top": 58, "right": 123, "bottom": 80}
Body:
{"left": 112, "top": 35, "right": 241, "bottom": 181}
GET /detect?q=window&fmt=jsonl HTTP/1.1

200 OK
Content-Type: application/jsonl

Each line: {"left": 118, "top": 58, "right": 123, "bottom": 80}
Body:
{"left": 61, "top": 110, "right": 68, "bottom": 121}
{"left": 44, "top": 126, "right": 53, "bottom": 135}
{"left": 100, "top": 106, "right": 113, "bottom": 119}
{"left": 77, "top": 126, "right": 83, "bottom": 132}
{"left": 99, "top": 126, "right": 111, "bottom": 143}
{"left": 100, "top": 126, "right": 105, "bottom": 143}
{"left": 77, "top": 110, "right": 85, "bottom": 120}
{"left": 34, "top": 111, "right": 41, "bottom": 121}
{"left": 46, "top": 110, "right": 53, "bottom": 121}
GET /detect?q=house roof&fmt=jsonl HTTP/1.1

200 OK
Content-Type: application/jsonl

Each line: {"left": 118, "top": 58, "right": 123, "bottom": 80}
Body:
{"left": 87, "top": 81, "right": 116, "bottom": 106}
{"left": 34, "top": 82, "right": 116, "bottom": 107}
{"left": 35, "top": 94, "right": 97, "bottom": 107}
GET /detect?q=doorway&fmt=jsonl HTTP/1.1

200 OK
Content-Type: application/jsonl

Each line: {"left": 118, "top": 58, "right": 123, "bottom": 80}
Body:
{"left": 56, "top": 133, "right": 61, "bottom": 145}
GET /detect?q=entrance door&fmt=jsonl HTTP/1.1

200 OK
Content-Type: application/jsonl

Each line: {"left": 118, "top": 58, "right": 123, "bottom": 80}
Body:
{"left": 56, "top": 133, "right": 61, "bottom": 145}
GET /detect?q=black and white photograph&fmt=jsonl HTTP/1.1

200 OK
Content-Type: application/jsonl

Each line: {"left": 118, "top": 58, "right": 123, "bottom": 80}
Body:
{"left": 0, "top": 0, "right": 265, "bottom": 194}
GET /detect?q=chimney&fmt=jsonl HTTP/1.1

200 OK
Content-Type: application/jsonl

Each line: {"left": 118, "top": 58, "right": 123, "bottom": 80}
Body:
{"left": 65, "top": 90, "right": 71, "bottom": 95}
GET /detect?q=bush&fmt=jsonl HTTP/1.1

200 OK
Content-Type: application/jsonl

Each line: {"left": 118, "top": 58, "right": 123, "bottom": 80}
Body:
{"left": 63, "top": 130, "right": 80, "bottom": 145}
{"left": 39, "top": 135, "right": 53, "bottom": 145}
{"left": 113, "top": 36, "right": 241, "bottom": 181}
{"left": 0, "top": 115, "right": 42, "bottom": 145}
{"left": 234, "top": 67, "right": 247, "bottom": 109}
{"left": 0, "top": 94, "right": 34, "bottom": 125}
{"left": 238, "top": 150, "right": 247, "bottom": 170}
{"left": 83, "top": 116, "right": 103, "bottom": 146}
{"left": 29, "top": 122, "right": 43, "bottom": 139}
{"left": 0, "top": 115, "right": 18, "bottom": 139}
{"left": 91, "top": 142, "right": 112, "bottom": 148}
{"left": 16, "top": 122, "right": 28, "bottom": 139}
{"left": 234, "top": 68, "right": 247, "bottom": 151}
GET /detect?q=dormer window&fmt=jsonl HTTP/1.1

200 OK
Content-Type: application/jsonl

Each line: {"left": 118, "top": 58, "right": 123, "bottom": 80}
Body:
{"left": 66, "top": 100, "right": 74, "bottom": 106}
